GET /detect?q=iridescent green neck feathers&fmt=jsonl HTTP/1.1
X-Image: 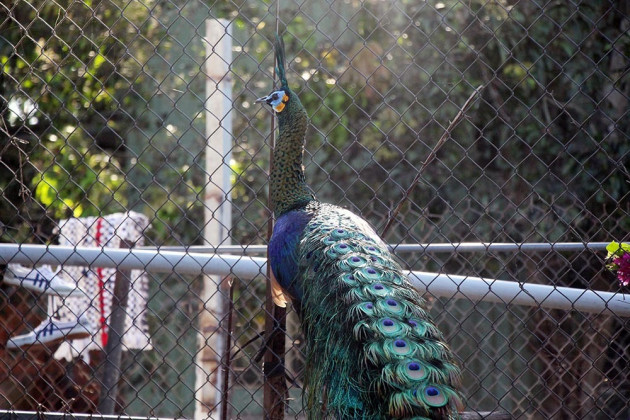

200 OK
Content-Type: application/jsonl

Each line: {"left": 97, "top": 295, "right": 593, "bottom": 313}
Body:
{"left": 270, "top": 90, "right": 315, "bottom": 215}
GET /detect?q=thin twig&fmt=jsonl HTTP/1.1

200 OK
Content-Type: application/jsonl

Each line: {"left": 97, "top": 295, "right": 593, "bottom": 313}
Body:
{"left": 231, "top": 330, "right": 265, "bottom": 361}
{"left": 381, "top": 85, "right": 484, "bottom": 238}
{"left": 0, "top": 118, "right": 30, "bottom": 201}
{"left": 254, "top": 327, "right": 275, "bottom": 363}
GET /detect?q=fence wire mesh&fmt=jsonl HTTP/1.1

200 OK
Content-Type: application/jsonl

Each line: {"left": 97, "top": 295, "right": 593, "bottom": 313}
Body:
{"left": 0, "top": 0, "right": 629, "bottom": 418}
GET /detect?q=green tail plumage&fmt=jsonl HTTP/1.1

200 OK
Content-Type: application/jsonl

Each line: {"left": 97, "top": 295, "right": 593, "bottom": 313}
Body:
{"left": 297, "top": 203, "right": 461, "bottom": 419}
{"left": 264, "top": 34, "right": 462, "bottom": 419}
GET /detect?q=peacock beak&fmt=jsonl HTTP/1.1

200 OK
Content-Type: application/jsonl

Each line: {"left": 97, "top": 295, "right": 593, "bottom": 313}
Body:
{"left": 255, "top": 95, "right": 270, "bottom": 104}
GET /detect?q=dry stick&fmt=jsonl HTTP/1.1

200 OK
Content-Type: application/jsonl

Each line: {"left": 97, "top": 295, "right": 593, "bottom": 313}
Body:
{"left": 262, "top": 4, "right": 288, "bottom": 418}
{"left": 220, "top": 278, "right": 235, "bottom": 420}
{"left": 262, "top": 275, "right": 287, "bottom": 419}
{"left": 381, "top": 85, "right": 484, "bottom": 238}
{"left": 98, "top": 240, "right": 134, "bottom": 414}
{"left": 235, "top": 331, "right": 265, "bottom": 361}
{"left": 1, "top": 118, "right": 30, "bottom": 201}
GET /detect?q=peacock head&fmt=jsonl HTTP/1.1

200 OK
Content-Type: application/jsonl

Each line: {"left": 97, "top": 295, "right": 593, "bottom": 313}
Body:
{"left": 255, "top": 87, "right": 291, "bottom": 114}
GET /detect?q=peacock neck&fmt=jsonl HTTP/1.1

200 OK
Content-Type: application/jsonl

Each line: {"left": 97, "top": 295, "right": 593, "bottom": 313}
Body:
{"left": 271, "top": 91, "right": 315, "bottom": 216}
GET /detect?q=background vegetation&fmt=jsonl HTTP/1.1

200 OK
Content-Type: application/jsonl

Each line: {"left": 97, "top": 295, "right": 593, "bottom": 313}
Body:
{"left": 0, "top": 0, "right": 628, "bottom": 418}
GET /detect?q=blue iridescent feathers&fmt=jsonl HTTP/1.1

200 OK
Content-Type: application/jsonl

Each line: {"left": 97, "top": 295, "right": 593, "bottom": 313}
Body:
{"left": 269, "top": 209, "right": 313, "bottom": 303}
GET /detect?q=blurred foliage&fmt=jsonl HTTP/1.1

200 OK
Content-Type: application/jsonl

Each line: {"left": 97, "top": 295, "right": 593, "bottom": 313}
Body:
{"left": 0, "top": 1, "right": 201, "bottom": 417}
{"left": 0, "top": 0, "right": 154, "bottom": 241}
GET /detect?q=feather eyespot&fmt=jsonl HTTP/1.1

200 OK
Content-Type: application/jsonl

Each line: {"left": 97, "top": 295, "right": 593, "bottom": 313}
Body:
{"left": 358, "top": 267, "right": 381, "bottom": 280}
{"left": 378, "top": 317, "right": 403, "bottom": 336}
{"left": 355, "top": 302, "right": 375, "bottom": 316}
{"left": 332, "top": 243, "right": 352, "bottom": 256}
{"left": 323, "top": 236, "right": 337, "bottom": 245}
{"left": 341, "top": 273, "right": 358, "bottom": 287}
{"left": 420, "top": 386, "right": 448, "bottom": 407}
{"left": 407, "top": 318, "right": 428, "bottom": 336}
{"left": 331, "top": 228, "right": 351, "bottom": 240}
{"left": 389, "top": 338, "right": 413, "bottom": 356}
{"left": 368, "top": 282, "right": 389, "bottom": 297}
{"left": 344, "top": 255, "right": 367, "bottom": 269}
{"left": 405, "top": 361, "right": 427, "bottom": 380}
{"left": 380, "top": 298, "right": 404, "bottom": 315}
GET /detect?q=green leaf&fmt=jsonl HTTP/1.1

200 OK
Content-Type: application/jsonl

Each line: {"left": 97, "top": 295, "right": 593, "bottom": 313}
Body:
{"left": 95, "top": 53, "right": 106, "bottom": 69}
{"left": 34, "top": 178, "right": 55, "bottom": 206}
{"left": 606, "top": 242, "right": 630, "bottom": 259}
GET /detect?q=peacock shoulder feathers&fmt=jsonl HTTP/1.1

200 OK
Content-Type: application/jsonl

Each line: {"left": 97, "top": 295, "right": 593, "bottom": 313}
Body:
{"left": 262, "top": 35, "right": 462, "bottom": 419}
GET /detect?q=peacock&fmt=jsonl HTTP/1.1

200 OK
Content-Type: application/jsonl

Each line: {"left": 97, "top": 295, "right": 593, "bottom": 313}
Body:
{"left": 257, "top": 35, "right": 462, "bottom": 419}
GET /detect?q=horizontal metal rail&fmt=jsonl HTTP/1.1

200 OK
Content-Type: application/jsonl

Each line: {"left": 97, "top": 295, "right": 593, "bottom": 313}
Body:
{"left": 0, "top": 244, "right": 625, "bottom": 316}
{"left": 0, "top": 410, "right": 163, "bottom": 420}
{"left": 142, "top": 242, "right": 610, "bottom": 255}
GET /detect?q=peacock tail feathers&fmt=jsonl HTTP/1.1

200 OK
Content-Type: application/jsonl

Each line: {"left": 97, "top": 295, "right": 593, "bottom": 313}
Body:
{"left": 293, "top": 203, "right": 462, "bottom": 419}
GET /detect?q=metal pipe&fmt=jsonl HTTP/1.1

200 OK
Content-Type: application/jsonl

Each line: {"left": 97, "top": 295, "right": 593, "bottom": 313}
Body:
{"left": 408, "top": 272, "right": 625, "bottom": 317}
{"left": 0, "top": 244, "right": 626, "bottom": 316}
{"left": 0, "top": 244, "right": 266, "bottom": 278}
{"left": 143, "top": 242, "right": 610, "bottom": 255}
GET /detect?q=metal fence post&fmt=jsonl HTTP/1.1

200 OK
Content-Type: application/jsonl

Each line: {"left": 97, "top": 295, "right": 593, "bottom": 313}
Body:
{"left": 195, "top": 18, "right": 233, "bottom": 419}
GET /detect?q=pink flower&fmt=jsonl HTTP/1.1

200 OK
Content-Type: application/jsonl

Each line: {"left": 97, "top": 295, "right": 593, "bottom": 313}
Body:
{"left": 613, "top": 253, "right": 630, "bottom": 287}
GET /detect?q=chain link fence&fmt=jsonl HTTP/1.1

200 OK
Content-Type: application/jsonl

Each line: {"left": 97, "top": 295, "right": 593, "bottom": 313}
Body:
{"left": 1, "top": 0, "right": 629, "bottom": 418}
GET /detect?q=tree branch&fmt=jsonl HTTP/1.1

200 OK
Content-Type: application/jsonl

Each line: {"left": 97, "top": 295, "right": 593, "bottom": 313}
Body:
{"left": 381, "top": 85, "right": 484, "bottom": 238}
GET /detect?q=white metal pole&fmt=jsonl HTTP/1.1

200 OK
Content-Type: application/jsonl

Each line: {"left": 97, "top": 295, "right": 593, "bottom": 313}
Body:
{"left": 198, "top": 18, "right": 233, "bottom": 420}
{"left": 139, "top": 242, "right": 610, "bottom": 255}
{"left": 407, "top": 272, "right": 625, "bottom": 316}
